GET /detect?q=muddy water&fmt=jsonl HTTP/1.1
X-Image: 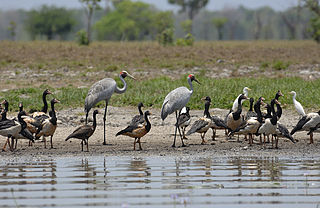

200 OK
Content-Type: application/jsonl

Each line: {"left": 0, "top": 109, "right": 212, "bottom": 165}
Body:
{"left": 0, "top": 156, "right": 319, "bottom": 208}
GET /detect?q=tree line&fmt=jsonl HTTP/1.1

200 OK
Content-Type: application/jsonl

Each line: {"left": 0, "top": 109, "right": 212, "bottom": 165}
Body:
{"left": 0, "top": 0, "right": 319, "bottom": 43}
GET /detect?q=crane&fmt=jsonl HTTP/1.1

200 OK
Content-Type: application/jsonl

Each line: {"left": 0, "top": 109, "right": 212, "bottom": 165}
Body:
{"left": 161, "top": 74, "right": 200, "bottom": 147}
{"left": 85, "top": 71, "right": 135, "bottom": 145}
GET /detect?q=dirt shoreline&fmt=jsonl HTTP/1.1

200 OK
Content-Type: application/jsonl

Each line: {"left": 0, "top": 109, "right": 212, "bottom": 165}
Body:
{"left": 1, "top": 106, "right": 319, "bottom": 161}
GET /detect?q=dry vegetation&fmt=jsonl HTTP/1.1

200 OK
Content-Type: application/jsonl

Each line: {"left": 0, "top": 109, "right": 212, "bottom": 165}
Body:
{"left": 0, "top": 40, "right": 319, "bottom": 110}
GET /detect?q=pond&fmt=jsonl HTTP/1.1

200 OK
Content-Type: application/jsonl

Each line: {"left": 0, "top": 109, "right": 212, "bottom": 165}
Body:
{"left": 0, "top": 156, "right": 319, "bottom": 208}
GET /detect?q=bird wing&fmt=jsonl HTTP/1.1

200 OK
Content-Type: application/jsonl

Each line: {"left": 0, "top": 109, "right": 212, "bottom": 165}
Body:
{"left": 186, "top": 119, "right": 209, "bottom": 135}
{"left": 176, "top": 113, "right": 190, "bottom": 127}
{"left": 0, "top": 119, "right": 16, "bottom": 130}
{"left": 277, "top": 123, "right": 295, "bottom": 143}
{"left": 290, "top": 115, "right": 310, "bottom": 135}
{"left": 85, "top": 78, "right": 116, "bottom": 111}
{"left": 294, "top": 100, "right": 305, "bottom": 116}
{"left": 130, "top": 115, "right": 144, "bottom": 126}
{"left": 161, "top": 87, "right": 191, "bottom": 120}
{"left": 211, "top": 115, "right": 228, "bottom": 129}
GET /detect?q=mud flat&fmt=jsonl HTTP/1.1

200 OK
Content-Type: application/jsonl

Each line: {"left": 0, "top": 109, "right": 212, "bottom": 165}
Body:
{"left": 1, "top": 106, "right": 319, "bottom": 161}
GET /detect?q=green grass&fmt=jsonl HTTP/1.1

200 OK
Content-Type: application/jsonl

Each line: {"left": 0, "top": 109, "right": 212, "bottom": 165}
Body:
{"left": 1, "top": 76, "right": 319, "bottom": 112}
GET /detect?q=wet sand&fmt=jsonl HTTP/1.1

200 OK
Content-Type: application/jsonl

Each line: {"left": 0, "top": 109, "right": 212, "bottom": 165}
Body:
{"left": 1, "top": 106, "right": 319, "bottom": 160}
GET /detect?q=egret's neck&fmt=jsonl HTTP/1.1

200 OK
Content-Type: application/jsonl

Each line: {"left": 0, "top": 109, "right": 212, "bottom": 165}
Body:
{"left": 292, "top": 93, "right": 296, "bottom": 101}
{"left": 115, "top": 75, "right": 127, "bottom": 94}
{"left": 188, "top": 77, "right": 193, "bottom": 94}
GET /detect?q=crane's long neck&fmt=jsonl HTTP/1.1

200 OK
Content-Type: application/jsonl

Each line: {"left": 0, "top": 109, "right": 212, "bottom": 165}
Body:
{"left": 115, "top": 75, "right": 127, "bottom": 94}
{"left": 145, "top": 113, "right": 151, "bottom": 132}
{"left": 188, "top": 77, "right": 193, "bottom": 94}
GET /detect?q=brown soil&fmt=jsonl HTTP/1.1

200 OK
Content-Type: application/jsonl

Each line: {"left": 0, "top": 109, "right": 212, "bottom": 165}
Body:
{"left": 1, "top": 106, "right": 319, "bottom": 160}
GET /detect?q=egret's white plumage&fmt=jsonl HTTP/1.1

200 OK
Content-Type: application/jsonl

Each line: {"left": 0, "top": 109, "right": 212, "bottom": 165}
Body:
{"left": 290, "top": 91, "right": 305, "bottom": 117}
{"left": 84, "top": 71, "right": 135, "bottom": 145}
{"left": 232, "top": 87, "right": 251, "bottom": 112}
{"left": 161, "top": 74, "right": 200, "bottom": 147}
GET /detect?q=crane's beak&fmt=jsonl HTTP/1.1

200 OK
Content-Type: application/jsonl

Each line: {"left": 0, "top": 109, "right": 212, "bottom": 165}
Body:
{"left": 247, "top": 88, "right": 251, "bottom": 91}
{"left": 194, "top": 78, "right": 201, "bottom": 85}
{"left": 127, "top": 73, "right": 136, "bottom": 80}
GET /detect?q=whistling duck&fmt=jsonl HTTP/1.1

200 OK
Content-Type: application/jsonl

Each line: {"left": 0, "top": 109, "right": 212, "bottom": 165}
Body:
{"left": 35, "top": 98, "right": 60, "bottom": 149}
{"left": 116, "top": 111, "right": 152, "bottom": 150}
{"left": 65, "top": 110, "right": 99, "bottom": 152}
{"left": 186, "top": 96, "right": 213, "bottom": 145}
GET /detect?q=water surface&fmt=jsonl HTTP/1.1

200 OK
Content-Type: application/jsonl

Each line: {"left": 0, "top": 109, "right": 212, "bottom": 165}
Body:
{"left": 0, "top": 156, "right": 319, "bottom": 208}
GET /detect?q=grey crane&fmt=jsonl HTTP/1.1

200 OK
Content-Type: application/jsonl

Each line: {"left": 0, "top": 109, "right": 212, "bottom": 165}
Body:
{"left": 161, "top": 74, "right": 200, "bottom": 147}
{"left": 84, "top": 71, "right": 135, "bottom": 145}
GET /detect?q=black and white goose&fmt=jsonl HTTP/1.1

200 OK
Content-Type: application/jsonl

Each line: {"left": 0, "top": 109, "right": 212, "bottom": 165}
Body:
{"left": 291, "top": 110, "right": 320, "bottom": 144}
{"left": 186, "top": 96, "right": 213, "bottom": 145}
{"left": 229, "top": 97, "right": 264, "bottom": 145}
{"left": 0, "top": 111, "right": 34, "bottom": 151}
{"left": 176, "top": 107, "right": 191, "bottom": 140}
{"left": 226, "top": 94, "right": 248, "bottom": 132}
{"left": 257, "top": 99, "right": 279, "bottom": 147}
{"left": 35, "top": 98, "right": 60, "bottom": 149}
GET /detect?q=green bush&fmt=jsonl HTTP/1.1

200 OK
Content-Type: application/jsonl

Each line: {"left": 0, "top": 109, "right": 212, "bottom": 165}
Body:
{"left": 76, "top": 30, "right": 89, "bottom": 45}
{"left": 175, "top": 33, "right": 194, "bottom": 46}
{"left": 157, "top": 28, "right": 174, "bottom": 46}
{"left": 272, "top": 60, "right": 290, "bottom": 70}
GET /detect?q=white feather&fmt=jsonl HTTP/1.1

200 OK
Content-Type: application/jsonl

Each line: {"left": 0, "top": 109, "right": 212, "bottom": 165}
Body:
{"left": 290, "top": 91, "right": 305, "bottom": 117}
{"left": 232, "top": 87, "right": 250, "bottom": 112}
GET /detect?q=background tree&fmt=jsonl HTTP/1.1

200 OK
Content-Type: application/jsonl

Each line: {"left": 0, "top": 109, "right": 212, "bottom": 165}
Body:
{"left": 79, "top": 0, "right": 101, "bottom": 44}
{"left": 8, "top": 21, "right": 16, "bottom": 41}
{"left": 168, "top": 0, "right": 208, "bottom": 33}
{"left": 212, "top": 17, "right": 227, "bottom": 40}
{"left": 95, "top": 0, "right": 169, "bottom": 41}
{"left": 26, "top": 6, "right": 75, "bottom": 40}
{"left": 304, "top": 0, "right": 320, "bottom": 42}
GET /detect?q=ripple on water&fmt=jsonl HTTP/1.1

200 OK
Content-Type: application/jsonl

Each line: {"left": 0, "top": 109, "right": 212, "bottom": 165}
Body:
{"left": 0, "top": 156, "right": 320, "bottom": 208}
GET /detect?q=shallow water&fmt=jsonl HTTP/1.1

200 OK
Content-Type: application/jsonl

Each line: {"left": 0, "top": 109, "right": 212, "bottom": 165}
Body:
{"left": 0, "top": 156, "right": 319, "bottom": 208}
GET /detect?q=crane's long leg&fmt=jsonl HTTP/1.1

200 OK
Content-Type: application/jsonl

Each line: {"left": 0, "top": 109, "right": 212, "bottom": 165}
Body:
{"left": 172, "top": 111, "right": 178, "bottom": 148}
{"left": 103, "top": 101, "right": 108, "bottom": 145}
{"left": 85, "top": 110, "right": 89, "bottom": 124}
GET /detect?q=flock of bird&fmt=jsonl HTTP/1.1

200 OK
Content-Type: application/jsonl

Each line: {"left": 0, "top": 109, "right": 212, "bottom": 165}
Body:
{"left": 0, "top": 70, "right": 319, "bottom": 152}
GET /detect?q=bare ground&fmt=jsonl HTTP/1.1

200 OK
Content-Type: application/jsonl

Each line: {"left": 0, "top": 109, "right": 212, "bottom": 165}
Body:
{"left": 1, "top": 106, "right": 319, "bottom": 160}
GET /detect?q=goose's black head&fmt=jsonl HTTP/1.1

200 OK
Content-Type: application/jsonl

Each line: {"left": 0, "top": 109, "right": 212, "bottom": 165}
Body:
{"left": 138, "top": 102, "right": 144, "bottom": 108}
{"left": 201, "top": 96, "right": 211, "bottom": 103}
{"left": 144, "top": 111, "right": 152, "bottom": 116}
{"left": 44, "top": 89, "right": 52, "bottom": 96}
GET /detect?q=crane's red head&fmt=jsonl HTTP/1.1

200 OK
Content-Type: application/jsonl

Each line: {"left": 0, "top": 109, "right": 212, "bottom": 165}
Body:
{"left": 120, "top": 71, "right": 135, "bottom": 80}
{"left": 188, "top": 74, "right": 200, "bottom": 84}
